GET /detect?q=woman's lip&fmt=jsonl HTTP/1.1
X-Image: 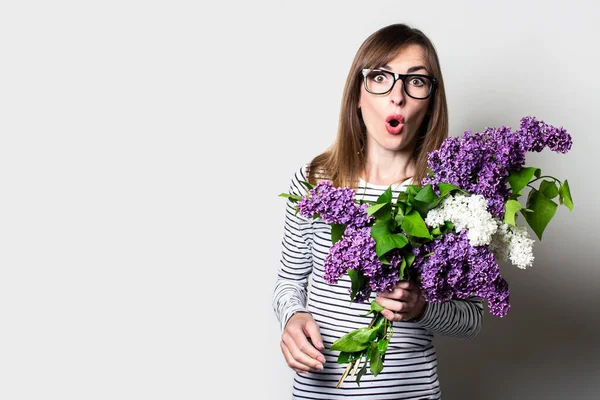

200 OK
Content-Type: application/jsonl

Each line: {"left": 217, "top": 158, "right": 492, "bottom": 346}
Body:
{"left": 386, "top": 114, "right": 405, "bottom": 123}
{"left": 385, "top": 122, "right": 404, "bottom": 134}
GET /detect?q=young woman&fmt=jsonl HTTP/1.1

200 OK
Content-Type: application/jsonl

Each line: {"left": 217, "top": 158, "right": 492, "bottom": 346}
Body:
{"left": 273, "top": 23, "right": 483, "bottom": 399}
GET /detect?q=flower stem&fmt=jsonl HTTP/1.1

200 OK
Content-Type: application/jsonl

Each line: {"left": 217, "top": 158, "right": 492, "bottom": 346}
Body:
{"left": 528, "top": 175, "right": 561, "bottom": 185}
{"left": 336, "top": 311, "right": 383, "bottom": 387}
{"left": 350, "top": 357, "right": 362, "bottom": 376}
{"left": 336, "top": 363, "right": 353, "bottom": 388}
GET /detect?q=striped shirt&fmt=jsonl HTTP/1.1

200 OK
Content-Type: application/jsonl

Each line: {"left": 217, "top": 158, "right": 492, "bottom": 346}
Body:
{"left": 273, "top": 164, "right": 483, "bottom": 399}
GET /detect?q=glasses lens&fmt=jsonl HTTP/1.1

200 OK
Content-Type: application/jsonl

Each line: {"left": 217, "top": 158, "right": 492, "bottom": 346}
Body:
{"left": 405, "top": 75, "right": 433, "bottom": 99}
{"left": 364, "top": 70, "right": 394, "bottom": 94}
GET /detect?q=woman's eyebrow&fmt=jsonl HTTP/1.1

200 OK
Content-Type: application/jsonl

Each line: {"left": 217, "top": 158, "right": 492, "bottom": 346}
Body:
{"left": 380, "top": 64, "right": 428, "bottom": 73}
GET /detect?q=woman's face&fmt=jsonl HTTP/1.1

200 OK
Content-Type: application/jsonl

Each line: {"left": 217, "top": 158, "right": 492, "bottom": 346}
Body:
{"left": 358, "top": 44, "right": 432, "bottom": 155}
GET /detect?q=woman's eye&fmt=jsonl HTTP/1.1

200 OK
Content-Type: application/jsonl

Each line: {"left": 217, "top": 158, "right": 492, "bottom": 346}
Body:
{"left": 409, "top": 77, "right": 425, "bottom": 86}
{"left": 372, "top": 74, "right": 386, "bottom": 83}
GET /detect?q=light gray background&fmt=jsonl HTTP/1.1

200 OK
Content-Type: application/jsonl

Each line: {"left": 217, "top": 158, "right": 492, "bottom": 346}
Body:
{"left": 1, "top": 1, "right": 598, "bottom": 399}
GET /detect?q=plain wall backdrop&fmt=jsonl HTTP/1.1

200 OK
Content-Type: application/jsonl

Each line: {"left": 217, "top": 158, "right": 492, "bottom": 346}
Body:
{"left": 1, "top": 1, "right": 598, "bottom": 399}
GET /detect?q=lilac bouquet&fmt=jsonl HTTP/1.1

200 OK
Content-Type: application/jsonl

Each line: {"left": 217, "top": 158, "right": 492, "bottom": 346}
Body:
{"left": 279, "top": 116, "right": 573, "bottom": 386}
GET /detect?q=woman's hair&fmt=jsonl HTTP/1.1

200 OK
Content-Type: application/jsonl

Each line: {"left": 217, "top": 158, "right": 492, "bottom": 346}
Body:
{"left": 307, "top": 23, "right": 448, "bottom": 187}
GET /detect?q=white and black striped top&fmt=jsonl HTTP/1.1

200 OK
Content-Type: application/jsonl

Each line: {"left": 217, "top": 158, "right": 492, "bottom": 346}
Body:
{"left": 273, "top": 164, "right": 483, "bottom": 399}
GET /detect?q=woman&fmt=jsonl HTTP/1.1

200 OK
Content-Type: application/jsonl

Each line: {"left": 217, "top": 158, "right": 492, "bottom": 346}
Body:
{"left": 273, "top": 23, "right": 483, "bottom": 399}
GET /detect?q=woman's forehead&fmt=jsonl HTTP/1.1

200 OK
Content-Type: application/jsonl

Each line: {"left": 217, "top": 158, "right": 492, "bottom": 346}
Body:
{"left": 370, "top": 44, "right": 429, "bottom": 70}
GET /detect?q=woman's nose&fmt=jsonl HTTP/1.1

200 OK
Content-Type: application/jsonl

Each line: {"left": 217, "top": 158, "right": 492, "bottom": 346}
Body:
{"left": 390, "top": 79, "right": 405, "bottom": 106}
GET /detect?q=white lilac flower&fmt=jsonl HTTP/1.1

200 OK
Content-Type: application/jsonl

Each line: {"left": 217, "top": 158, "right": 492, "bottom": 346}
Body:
{"left": 489, "top": 221, "right": 535, "bottom": 269}
{"left": 425, "top": 194, "right": 498, "bottom": 247}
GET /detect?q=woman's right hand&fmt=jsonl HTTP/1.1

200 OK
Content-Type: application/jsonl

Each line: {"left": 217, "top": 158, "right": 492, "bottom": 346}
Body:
{"left": 280, "top": 312, "right": 326, "bottom": 373}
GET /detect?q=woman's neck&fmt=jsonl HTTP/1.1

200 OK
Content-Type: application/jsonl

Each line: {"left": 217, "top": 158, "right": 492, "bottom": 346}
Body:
{"left": 363, "top": 155, "right": 415, "bottom": 186}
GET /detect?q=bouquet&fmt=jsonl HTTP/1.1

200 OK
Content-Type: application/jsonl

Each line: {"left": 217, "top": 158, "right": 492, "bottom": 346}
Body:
{"left": 279, "top": 116, "right": 573, "bottom": 387}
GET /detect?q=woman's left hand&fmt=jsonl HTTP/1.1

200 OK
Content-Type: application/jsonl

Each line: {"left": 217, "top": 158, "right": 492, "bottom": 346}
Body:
{"left": 376, "top": 280, "right": 427, "bottom": 322}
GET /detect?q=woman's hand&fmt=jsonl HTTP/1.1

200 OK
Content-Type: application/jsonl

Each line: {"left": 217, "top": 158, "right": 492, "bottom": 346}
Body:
{"left": 376, "top": 280, "right": 426, "bottom": 322}
{"left": 280, "top": 312, "right": 326, "bottom": 373}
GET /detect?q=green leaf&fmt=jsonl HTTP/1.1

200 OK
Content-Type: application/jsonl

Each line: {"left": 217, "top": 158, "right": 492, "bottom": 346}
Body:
{"left": 414, "top": 184, "right": 439, "bottom": 203}
{"left": 508, "top": 167, "right": 540, "bottom": 194}
{"left": 401, "top": 211, "right": 431, "bottom": 239}
{"left": 523, "top": 189, "right": 558, "bottom": 240}
{"left": 377, "top": 187, "right": 393, "bottom": 204}
{"left": 398, "top": 255, "right": 407, "bottom": 280}
{"left": 330, "top": 327, "right": 377, "bottom": 352}
{"left": 398, "top": 252, "right": 414, "bottom": 281}
{"left": 370, "top": 202, "right": 393, "bottom": 222}
{"left": 558, "top": 180, "right": 574, "bottom": 211}
{"left": 539, "top": 180, "right": 559, "bottom": 199}
{"left": 370, "top": 342, "right": 383, "bottom": 376}
{"left": 394, "top": 206, "right": 404, "bottom": 226}
{"left": 278, "top": 193, "right": 302, "bottom": 202}
{"left": 374, "top": 234, "right": 409, "bottom": 258}
{"left": 377, "top": 339, "right": 389, "bottom": 355}
{"left": 361, "top": 300, "right": 386, "bottom": 317}
{"left": 399, "top": 253, "right": 413, "bottom": 281}
{"left": 348, "top": 269, "right": 368, "bottom": 302}
{"left": 370, "top": 300, "right": 385, "bottom": 313}
{"left": 367, "top": 203, "right": 387, "bottom": 216}
{"left": 411, "top": 184, "right": 441, "bottom": 216}
{"left": 404, "top": 252, "right": 415, "bottom": 268}
{"left": 371, "top": 220, "right": 408, "bottom": 257}
{"left": 396, "top": 191, "right": 409, "bottom": 204}
{"left": 504, "top": 199, "right": 522, "bottom": 226}
{"left": 438, "top": 182, "right": 461, "bottom": 198}
{"left": 406, "top": 185, "right": 420, "bottom": 196}
{"left": 355, "top": 346, "right": 371, "bottom": 385}
{"left": 411, "top": 198, "right": 440, "bottom": 217}
{"left": 299, "top": 180, "right": 314, "bottom": 190}
{"left": 337, "top": 350, "right": 363, "bottom": 364}
{"left": 331, "top": 223, "right": 345, "bottom": 245}
{"left": 371, "top": 219, "right": 393, "bottom": 238}
{"left": 374, "top": 314, "right": 387, "bottom": 336}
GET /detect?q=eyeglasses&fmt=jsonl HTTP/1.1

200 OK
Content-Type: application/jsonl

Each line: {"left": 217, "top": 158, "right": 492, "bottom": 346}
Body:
{"left": 362, "top": 68, "right": 437, "bottom": 100}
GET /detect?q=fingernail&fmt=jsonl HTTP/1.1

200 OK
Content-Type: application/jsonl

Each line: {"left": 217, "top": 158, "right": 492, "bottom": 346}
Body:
{"left": 317, "top": 342, "right": 324, "bottom": 348}
{"left": 315, "top": 364, "right": 323, "bottom": 370}
{"left": 317, "top": 356, "right": 325, "bottom": 363}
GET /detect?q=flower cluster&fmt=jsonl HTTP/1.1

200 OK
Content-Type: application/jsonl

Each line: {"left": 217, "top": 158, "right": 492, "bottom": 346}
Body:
{"left": 424, "top": 116, "right": 573, "bottom": 218}
{"left": 424, "top": 193, "right": 536, "bottom": 270}
{"left": 298, "top": 181, "right": 401, "bottom": 300}
{"left": 281, "top": 115, "right": 573, "bottom": 387}
{"left": 297, "top": 181, "right": 371, "bottom": 228}
{"left": 425, "top": 194, "right": 497, "bottom": 246}
{"left": 489, "top": 222, "right": 535, "bottom": 269}
{"left": 412, "top": 230, "right": 510, "bottom": 317}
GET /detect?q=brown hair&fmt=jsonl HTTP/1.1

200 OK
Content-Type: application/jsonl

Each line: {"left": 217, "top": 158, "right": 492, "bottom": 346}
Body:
{"left": 307, "top": 23, "right": 448, "bottom": 187}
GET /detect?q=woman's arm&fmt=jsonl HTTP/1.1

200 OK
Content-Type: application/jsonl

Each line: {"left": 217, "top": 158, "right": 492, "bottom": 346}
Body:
{"left": 414, "top": 297, "right": 484, "bottom": 339}
{"left": 272, "top": 165, "right": 314, "bottom": 331}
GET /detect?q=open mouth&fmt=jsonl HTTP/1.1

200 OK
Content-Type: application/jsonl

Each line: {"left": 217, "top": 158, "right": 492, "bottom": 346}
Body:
{"left": 385, "top": 114, "right": 404, "bottom": 134}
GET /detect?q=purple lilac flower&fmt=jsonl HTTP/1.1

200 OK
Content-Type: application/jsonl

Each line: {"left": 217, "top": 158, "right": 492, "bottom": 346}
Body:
{"left": 412, "top": 230, "right": 510, "bottom": 317}
{"left": 323, "top": 226, "right": 400, "bottom": 302}
{"left": 423, "top": 116, "right": 572, "bottom": 218}
{"left": 516, "top": 116, "right": 572, "bottom": 154}
{"left": 297, "top": 181, "right": 372, "bottom": 228}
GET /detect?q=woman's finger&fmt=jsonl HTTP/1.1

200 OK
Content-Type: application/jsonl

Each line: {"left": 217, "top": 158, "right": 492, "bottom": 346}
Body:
{"left": 281, "top": 341, "right": 312, "bottom": 371}
{"left": 282, "top": 331, "right": 324, "bottom": 371}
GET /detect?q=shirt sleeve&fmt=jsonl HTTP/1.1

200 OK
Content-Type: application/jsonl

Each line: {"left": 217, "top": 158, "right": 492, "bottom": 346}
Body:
{"left": 272, "top": 165, "right": 315, "bottom": 332}
{"left": 413, "top": 296, "right": 484, "bottom": 338}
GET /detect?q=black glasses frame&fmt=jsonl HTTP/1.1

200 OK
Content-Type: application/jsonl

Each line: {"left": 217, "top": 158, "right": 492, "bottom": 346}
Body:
{"left": 361, "top": 68, "right": 437, "bottom": 100}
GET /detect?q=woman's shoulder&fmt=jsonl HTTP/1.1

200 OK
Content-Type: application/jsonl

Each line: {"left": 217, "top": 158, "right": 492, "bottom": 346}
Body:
{"left": 286, "top": 163, "right": 312, "bottom": 196}
{"left": 287, "top": 162, "right": 332, "bottom": 195}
